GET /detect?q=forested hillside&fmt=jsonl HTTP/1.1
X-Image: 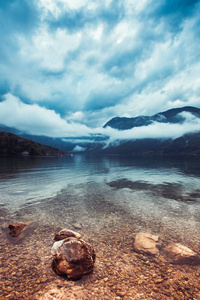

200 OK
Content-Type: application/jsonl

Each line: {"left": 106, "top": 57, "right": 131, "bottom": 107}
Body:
{"left": 0, "top": 131, "right": 66, "bottom": 156}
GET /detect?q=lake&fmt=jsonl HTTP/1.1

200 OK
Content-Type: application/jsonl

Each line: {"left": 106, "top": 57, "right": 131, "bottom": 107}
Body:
{"left": 0, "top": 155, "right": 200, "bottom": 299}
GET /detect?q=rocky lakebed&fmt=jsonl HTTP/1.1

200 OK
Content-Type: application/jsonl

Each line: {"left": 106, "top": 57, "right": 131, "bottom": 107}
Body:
{"left": 0, "top": 216, "right": 200, "bottom": 300}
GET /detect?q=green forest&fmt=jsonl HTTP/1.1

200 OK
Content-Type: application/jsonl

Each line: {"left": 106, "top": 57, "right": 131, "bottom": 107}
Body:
{"left": 0, "top": 131, "right": 66, "bottom": 156}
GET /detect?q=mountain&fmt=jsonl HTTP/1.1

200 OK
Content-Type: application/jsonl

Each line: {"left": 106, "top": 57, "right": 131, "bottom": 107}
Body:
{"left": 89, "top": 132, "right": 200, "bottom": 156}
{"left": 103, "top": 106, "right": 200, "bottom": 130}
{"left": 0, "top": 125, "right": 73, "bottom": 151}
{"left": 94, "top": 106, "right": 200, "bottom": 156}
{"left": 0, "top": 131, "right": 66, "bottom": 156}
{"left": 0, "top": 125, "right": 107, "bottom": 152}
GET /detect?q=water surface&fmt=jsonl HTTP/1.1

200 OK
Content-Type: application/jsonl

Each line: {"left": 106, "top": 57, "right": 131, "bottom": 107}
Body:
{"left": 0, "top": 155, "right": 200, "bottom": 242}
{"left": 0, "top": 155, "right": 200, "bottom": 299}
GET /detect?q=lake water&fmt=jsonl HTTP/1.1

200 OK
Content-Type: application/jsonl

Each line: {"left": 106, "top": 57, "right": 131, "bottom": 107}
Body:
{"left": 0, "top": 155, "right": 200, "bottom": 299}
{"left": 0, "top": 155, "right": 200, "bottom": 244}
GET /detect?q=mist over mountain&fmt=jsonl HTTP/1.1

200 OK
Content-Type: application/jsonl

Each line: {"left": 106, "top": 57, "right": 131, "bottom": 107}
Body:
{"left": 0, "top": 106, "right": 200, "bottom": 156}
{"left": 104, "top": 106, "right": 200, "bottom": 130}
{"left": 92, "top": 106, "right": 200, "bottom": 155}
{"left": 89, "top": 132, "right": 200, "bottom": 156}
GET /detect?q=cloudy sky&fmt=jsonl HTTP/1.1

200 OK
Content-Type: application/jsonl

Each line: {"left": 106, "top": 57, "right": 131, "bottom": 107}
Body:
{"left": 0, "top": 0, "right": 200, "bottom": 140}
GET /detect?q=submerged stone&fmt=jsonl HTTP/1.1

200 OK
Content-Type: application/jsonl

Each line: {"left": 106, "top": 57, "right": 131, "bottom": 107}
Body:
{"left": 51, "top": 237, "right": 96, "bottom": 279}
{"left": 73, "top": 223, "right": 82, "bottom": 230}
{"left": 8, "top": 223, "right": 27, "bottom": 237}
{"left": 163, "top": 243, "right": 200, "bottom": 264}
{"left": 134, "top": 232, "right": 160, "bottom": 256}
{"left": 54, "top": 228, "right": 82, "bottom": 241}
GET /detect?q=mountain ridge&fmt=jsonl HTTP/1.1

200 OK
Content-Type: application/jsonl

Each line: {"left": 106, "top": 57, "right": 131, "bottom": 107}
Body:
{"left": 103, "top": 106, "right": 200, "bottom": 130}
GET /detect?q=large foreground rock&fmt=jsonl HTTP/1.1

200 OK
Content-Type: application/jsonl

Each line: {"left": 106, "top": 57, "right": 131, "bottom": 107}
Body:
{"left": 134, "top": 232, "right": 160, "bottom": 256}
{"left": 163, "top": 243, "right": 200, "bottom": 264}
{"left": 54, "top": 228, "right": 82, "bottom": 241}
{"left": 51, "top": 237, "right": 96, "bottom": 279}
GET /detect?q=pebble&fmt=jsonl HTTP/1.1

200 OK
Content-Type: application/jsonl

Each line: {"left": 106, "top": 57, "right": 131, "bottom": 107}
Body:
{"left": 116, "top": 291, "right": 126, "bottom": 297}
{"left": 11, "top": 257, "right": 19, "bottom": 261}
{"left": 73, "top": 223, "right": 82, "bottom": 229}
{"left": 3, "top": 268, "right": 9, "bottom": 273}
{"left": 155, "top": 278, "right": 164, "bottom": 284}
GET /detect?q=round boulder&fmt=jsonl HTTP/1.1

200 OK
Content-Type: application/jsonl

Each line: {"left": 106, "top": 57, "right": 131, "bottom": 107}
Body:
{"left": 134, "top": 232, "right": 160, "bottom": 256}
{"left": 51, "top": 237, "right": 96, "bottom": 279}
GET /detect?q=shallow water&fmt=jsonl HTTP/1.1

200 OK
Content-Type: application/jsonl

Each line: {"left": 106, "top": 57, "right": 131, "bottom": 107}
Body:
{"left": 0, "top": 155, "right": 200, "bottom": 299}
{"left": 1, "top": 155, "right": 200, "bottom": 242}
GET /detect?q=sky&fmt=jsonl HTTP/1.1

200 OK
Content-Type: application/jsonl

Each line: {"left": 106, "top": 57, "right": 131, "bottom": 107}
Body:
{"left": 0, "top": 0, "right": 200, "bottom": 143}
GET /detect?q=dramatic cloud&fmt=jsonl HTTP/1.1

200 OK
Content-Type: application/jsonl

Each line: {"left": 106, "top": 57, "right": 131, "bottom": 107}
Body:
{"left": 0, "top": 94, "right": 91, "bottom": 137}
{"left": 0, "top": 0, "right": 200, "bottom": 133}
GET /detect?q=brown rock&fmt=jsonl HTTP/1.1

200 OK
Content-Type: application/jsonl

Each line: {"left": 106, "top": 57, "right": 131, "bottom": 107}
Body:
{"left": 54, "top": 228, "right": 82, "bottom": 241}
{"left": 116, "top": 291, "right": 126, "bottom": 297}
{"left": 51, "top": 237, "right": 96, "bottom": 279}
{"left": 154, "top": 278, "right": 164, "bottom": 284}
{"left": 8, "top": 223, "right": 27, "bottom": 237}
{"left": 163, "top": 243, "right": 200, "bottom": 264}
{"left": 134, "top": 232, "right": 160, "bottom": 256}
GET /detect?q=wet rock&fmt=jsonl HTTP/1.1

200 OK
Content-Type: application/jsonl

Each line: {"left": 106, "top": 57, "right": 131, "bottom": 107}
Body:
{"left": 54, "top": 228, "right": 82, "bottom": 241}
{"left": 163, "top": 243, "right": 200, "bottom": 264}
{"left": 134, "top": 232, "right": 160, "bottom": 256}
{"left": 8, "top": 223, "right": 27, "bottom": 237}
{"left": 51, "top": 237, "right": 96, "bottom": 279}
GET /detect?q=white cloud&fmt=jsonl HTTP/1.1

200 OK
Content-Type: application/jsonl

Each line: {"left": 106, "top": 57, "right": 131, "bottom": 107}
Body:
{"left": 72, "top": 145, "right": 86, "bottom": 152}
{"left": 0, "top": 94, "right": 91, "bottom": 137}
{"left": 124, "top": 0, "right": 150, "bottom": 14}
{"left": 112, "top": 20, "right": 138, "bottom": 45}
{"left": 39, "top": 0, "right": 89, "bottom": 18}
{"left": 19, "top": 26, "right": 81, "bottom": 72}
{"left": 66, "top": 111, "right": 84, "bottom": 122}
{"left": 89, "top": 24, "right": 104, "bottom": 41}
{"left": 62, "top": 138, "right": 94, "bottom": 143}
